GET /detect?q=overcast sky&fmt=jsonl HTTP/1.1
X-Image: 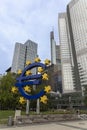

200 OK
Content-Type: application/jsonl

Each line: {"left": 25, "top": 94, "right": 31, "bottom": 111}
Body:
{"left": 0, "top": 0, "right": 70, "bottom": 74}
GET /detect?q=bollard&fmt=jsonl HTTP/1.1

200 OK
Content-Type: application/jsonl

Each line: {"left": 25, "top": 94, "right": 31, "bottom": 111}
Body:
{"left": 7, "top": 116, "right": 13, "bottom": 126}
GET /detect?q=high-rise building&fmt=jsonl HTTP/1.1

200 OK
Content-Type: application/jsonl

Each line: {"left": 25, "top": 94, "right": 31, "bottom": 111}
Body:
{"left": 58, "top": 13, "right": 75, "bottom": 93}
{"left": 67, "top": 0, "right": 87, "bottom": 87}
{"left": 11, "top": 40, "right": 38, "bottom": 73}
{"left": 50, "top": 31, "right": 61, "bottom": 69}
{"left": 56, "top": 45, "right": 61, "bottom": 71}
{"left": 50, "top": 31, "right": 62, "bottom": 93}
{"left": 50, "top": 31, "right": 56, "bottom": 65}
{"left": 58, "top": 0, "right": 87, "bottom": 93}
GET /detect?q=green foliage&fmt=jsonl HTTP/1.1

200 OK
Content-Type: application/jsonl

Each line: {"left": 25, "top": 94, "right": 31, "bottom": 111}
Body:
{"left": 0, "top": 73, "right": 20, "bottom": 110}
{"left": 0, "top": 110, "right": 25, "bottom": 124}
{"left": 0, "top": 72, "right": 55, "bottom": 111}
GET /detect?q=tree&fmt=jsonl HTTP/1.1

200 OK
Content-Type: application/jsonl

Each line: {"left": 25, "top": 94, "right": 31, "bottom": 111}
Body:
{"left": 0, "top": 73, "right": 19, "bottom": 110}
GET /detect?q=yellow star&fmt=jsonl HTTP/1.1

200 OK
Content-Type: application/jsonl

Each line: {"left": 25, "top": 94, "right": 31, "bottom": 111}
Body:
{"left": 44, "top": 85, "right": 51, "bottom": 93}
{"left": 44, "top": 59, "right": 50, "bottom": 66}
{"left": 25, "top": 70, "right": 32, "bottom": 76}
{"left": 34, "top": 57, "right": 41, "bottom": 62}
{"left": 42, "top": 73, "right": 49, "bottom": 80}
{"left": 19, "top": 97, "right": 26, "bottom": 104}
{"left": 40, "top": 95, "right": 48, "bottom": 104}
{"left": 38, "top": 67, "right": 44, "bottom": 73}
{"left": 11, "top": 86, "right": 18, "bottom": 93}
{"left": 17, "top": 69, "right": 22, "bottom": 74}
{"left": 26, "top": 60, "right": 31, "bottom": 66}
{"left": 24, "top": 86, "right": 31, "bottom": 93}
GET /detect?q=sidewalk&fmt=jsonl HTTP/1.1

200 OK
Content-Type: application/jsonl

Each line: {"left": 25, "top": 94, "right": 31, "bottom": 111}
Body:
{"left": 0, "top": 120, "right": 87, "bottom": 130}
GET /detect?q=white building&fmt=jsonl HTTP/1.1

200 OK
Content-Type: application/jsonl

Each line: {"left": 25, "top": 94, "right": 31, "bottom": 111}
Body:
{"left": 67, "top": 0, "right": 87, "bottom": 86}
{"left": 58, "top": 0, "right": 87, "bottom": 93}
{"left": 50, "top": 31, "right": 56, "bottom": 65}
{"left": 58, "top": 13, "right": 74, "bottom": 93}
{"left": 56, "top": 45, "right": 61, "bottom": 71}
{"left": 11, "top": 40, "right": 38, "bottom": 73}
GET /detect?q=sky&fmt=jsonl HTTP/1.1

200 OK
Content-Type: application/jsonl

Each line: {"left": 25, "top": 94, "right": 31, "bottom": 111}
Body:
{"left": 0, "top": 0, "right": 71, "bottom": 74}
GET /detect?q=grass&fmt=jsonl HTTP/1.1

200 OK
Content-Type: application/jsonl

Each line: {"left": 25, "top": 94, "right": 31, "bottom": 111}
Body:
{"left": 0, "top": 110, "right": 34, "bottom": 124}
{"left": 1, "top": 109, "right": 87, "bottom": 124}
{"left": 0, "top": 110, "right": 15, "bottom": 124}
{"left": 0, "top": 110, "right": 15, "bottom": 119}
{"left": 41, "top": 110, "right": 73, "bottom": 114}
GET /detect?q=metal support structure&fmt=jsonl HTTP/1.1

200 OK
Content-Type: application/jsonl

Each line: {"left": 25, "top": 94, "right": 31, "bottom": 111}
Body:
{"left": 26, "top": 100, "right": 30, "bottom": 115}
{"left": 36, "top": 98, "right": 40, "bottom": 114}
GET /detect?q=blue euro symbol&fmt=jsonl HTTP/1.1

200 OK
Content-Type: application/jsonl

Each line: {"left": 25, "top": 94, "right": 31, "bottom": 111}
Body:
{"left": 15, "top": 62, "right": 47, "bottom": 99}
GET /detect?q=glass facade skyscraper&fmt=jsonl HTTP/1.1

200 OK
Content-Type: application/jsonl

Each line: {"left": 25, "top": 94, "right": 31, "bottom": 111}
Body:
{"left": 67, "top": 0, "right": 87, "bottom": 87}
{"left": 11, "top": 40, "right": 37, "bottom": 73}
{"left": 50, "top": 31, "right": 61, "bottom": 70}
{"left": 58, "top": 0, "right": 87, "bottom": 93}
{"left": 58, "top": 13, "right": 74, "bottom": 93}
{"left": 50, "top": 31, "right": 62, "bottom": 93}
{"left": 50, "top": 31, "right": 56, "bottom": 65}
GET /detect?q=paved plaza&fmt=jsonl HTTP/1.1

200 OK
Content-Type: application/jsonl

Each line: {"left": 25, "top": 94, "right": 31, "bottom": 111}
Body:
{"left": 0, "top": 120, "right": 87, "bottom": 130}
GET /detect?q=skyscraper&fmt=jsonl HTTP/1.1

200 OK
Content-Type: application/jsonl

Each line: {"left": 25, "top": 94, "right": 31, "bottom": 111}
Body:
{"left": 50, "top": 31, "right": 62, "bottom": 93}
{"left": 50, "top": 31, "right": 56, "bottom": 65}
{"left": 11, "top": 40, "right": 38, "bottom": 73}
{"left": 67, "top": 0, "right": 87, "bottom": 87}
{"left": 56, "top": 45, "right": 61, "bottom": 71}
{"left": 58, "top": 13, "right": 74, "bottom": 93}
{"left": 58, "top": 0, "right": 87, "bottom": 93}
{"left": 50, "top": 31, "right": 61, "bottom": 68}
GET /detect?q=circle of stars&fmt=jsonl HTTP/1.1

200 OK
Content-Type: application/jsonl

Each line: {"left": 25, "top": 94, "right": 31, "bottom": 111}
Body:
{"left": 12, "top": 58, "right": 51, "bottom": 104}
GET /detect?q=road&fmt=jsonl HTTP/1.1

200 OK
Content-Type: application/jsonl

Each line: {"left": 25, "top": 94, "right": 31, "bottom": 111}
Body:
{"left": 0, "top": 120, "right": 87, "bottom": 130}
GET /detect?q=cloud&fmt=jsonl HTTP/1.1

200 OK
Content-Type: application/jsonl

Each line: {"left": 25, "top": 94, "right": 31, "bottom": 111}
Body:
{"left": 0, "top": 0, "right": 70, "bottom": 74}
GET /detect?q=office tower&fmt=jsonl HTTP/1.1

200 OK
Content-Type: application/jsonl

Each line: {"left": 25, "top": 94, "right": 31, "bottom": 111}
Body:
{"left": 58, "top": 13, "right": 74, "bottom": 93}
{"left": 56, "top": 45, "right": 62, "bottom": 92}
{"left": 58, "top": 0, "right": 87, "bottom": 93}
{"left": 56, "top": 45, "right": 61, "bottom": 71}
{"left": 50, "top": 31, "right": 56, "bottom": 65}
{"left": 67, "top": 0, "right": 87, "bottom": 87}
{"left": 50, "top": 31, "right": 62, "bottom": 93}
{"left": 50, "top": 31, "right": 61, "bottom": 68}
{"left": 11, "top": 40, "right": 38, "bottom": 73}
